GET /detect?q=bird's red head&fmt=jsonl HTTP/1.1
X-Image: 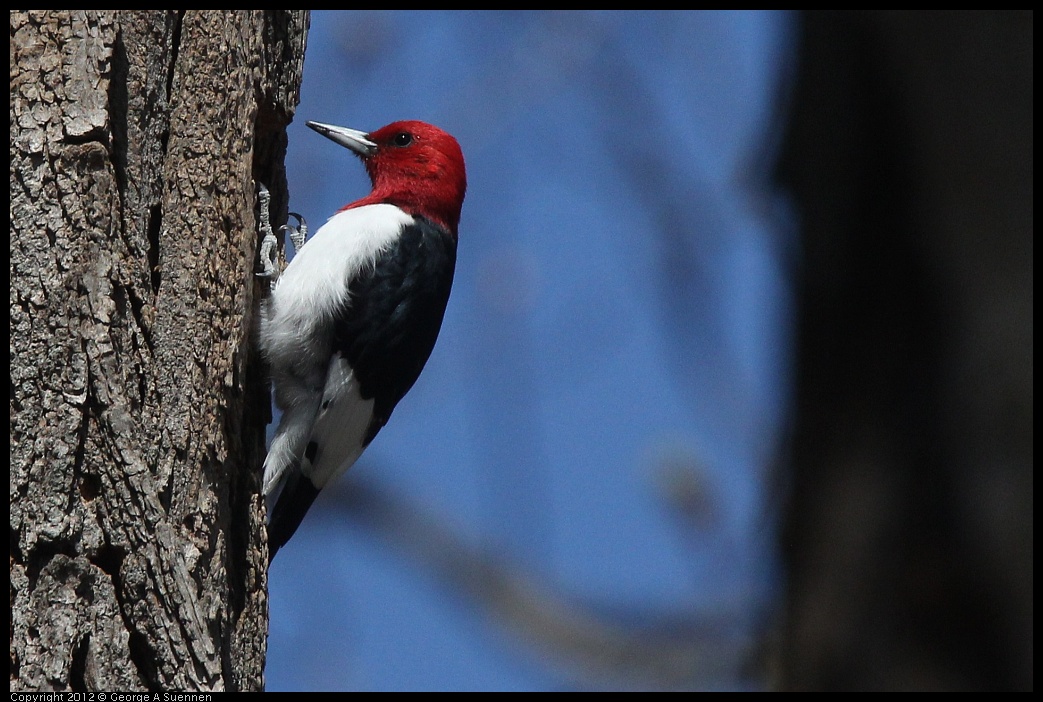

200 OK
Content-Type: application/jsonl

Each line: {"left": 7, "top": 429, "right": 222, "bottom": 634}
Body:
{"left": 308, "top": 119, "right": 467, "bottom": 234}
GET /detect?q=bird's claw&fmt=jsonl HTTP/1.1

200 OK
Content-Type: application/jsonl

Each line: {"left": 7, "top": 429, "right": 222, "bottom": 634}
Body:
{"left": 256, "top": 183, "right": 278, "bottom": 280}
{"left": 257, "top": 233, "right": 279, "bottom": 279}
{"left": 256, "top": 186, "right": 308, "bottom": 283}
{"left": 281, "top": 212, "right": 308, "bottom": 255}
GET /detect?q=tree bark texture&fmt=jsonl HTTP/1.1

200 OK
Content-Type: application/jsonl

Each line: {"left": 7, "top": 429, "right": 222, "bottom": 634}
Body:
{"left": 10, "top": 10, "right": 308, "bottom": 691}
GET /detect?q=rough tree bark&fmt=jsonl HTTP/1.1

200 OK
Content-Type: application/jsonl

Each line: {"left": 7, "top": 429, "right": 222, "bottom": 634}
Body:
{"left": 10, "top": 10, "right": 308, "bottom": 691}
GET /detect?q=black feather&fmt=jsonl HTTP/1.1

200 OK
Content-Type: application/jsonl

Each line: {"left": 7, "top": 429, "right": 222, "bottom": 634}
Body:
{"left": 333, "top": 216, "right": 457, "bottom": 445}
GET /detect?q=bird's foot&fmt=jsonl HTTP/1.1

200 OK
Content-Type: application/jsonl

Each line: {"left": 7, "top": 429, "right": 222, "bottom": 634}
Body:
{"left": 282, "top": 212, "right": 308, "bottom": 255}
{"left": 256, "top": 184, "right": 309, "bottom": 287}
{"left": 256, "top": 183, "right": 279, "bottom": 281}
{"left": 255, "top": 184, "right": 306, "bottom": 287}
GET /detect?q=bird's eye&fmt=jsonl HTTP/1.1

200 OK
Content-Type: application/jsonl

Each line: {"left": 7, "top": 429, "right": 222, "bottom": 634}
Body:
{"left": 392, "top": 132, "right": 414, "bottom": 147}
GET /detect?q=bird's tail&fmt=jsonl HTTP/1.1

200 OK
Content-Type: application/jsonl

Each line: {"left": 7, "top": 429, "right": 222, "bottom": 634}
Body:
{"left": 266, "top": 467, "right": 320, "bottom": 563}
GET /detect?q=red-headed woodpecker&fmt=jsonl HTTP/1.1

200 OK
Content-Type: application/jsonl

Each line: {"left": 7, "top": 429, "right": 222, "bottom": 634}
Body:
{"left": 260, "top": 120, "right": 466, "bottom": 561}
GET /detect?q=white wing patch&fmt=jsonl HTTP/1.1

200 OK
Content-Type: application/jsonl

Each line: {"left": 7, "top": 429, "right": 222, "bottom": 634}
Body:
{"left": 261, "top": 354, "right": 375, "bottom": 501}
{"left": 302, "top": 354, "right": 375, "bottom": 489}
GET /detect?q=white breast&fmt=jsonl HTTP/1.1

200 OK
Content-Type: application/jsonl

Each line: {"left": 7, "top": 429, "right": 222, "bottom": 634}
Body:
{"left": 261, "top": 203, "right": 413, "bottom": 373}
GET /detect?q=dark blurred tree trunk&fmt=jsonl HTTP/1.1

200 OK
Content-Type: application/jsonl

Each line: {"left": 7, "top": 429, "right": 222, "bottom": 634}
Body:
{"left": 10, "top": 10, "right": 308, "bottom": 691}
{"left": 778, "top": 11, "right": 1032, "bottom": 691}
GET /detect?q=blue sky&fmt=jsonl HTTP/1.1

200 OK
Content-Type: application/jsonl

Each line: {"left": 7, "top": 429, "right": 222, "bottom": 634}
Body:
{"left": 266, "top": 11, "right": 797, "bottom": 691}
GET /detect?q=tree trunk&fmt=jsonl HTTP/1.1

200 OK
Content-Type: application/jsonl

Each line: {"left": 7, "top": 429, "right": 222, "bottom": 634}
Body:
{"left": 778, "top": 11, "right": 1032, "bottom": 691}
{"left": 10, "top": 10, "right": 308, "bottom": 691}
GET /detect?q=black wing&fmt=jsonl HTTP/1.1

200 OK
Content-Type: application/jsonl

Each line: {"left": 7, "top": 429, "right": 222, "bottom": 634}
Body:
{"left": 333, "top": 215, "right": 457, "bottom": 446}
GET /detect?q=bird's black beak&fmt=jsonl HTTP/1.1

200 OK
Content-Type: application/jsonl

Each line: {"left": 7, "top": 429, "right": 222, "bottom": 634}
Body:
{"left": 306, "top": 121, "right": 377, "bottom": 157}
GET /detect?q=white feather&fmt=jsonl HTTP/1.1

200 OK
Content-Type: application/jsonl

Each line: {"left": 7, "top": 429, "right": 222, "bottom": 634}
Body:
{"left": 262, "top": 204, "right": 412, "bottom": 373}
{"left": 260, "top": 203, "right": 412, "bottom": 498}
{"left": 304, "top": 355, "right": 375, "bottom": 488}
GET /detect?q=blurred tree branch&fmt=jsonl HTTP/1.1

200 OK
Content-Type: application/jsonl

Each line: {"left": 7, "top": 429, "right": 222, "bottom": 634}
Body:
{"left": 327, "top": 472, "right": 761, "bottom": 691}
